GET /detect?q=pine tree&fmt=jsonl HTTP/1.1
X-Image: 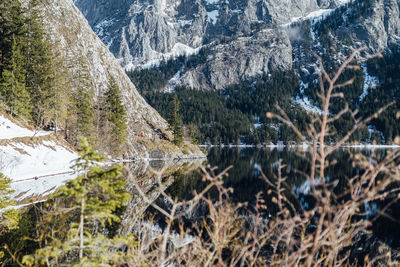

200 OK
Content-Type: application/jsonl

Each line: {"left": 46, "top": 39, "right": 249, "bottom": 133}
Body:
{"left": 102, "top": 77, "right": 127, "bottom": 156}
{"left": 73, "top": 87, "right": 95, "bottom": 145}
{"left": 66, "top": 56, "right": 95, "bottom": 146}
{"left": 0, "top": 36, "right": 31, "bottom": 118}
{"left": 188, "top": 122, "right": 198, "bottom": 145}
{"left": 168, "top": 94, "right": 184, "bottom": 146}
{"left": 0, "top": 173, "right": 20, "bottom": 233}
{"left": 50, "top": 50, "right": 72, "bottom": 133}
{"left": 0, "top": 0, "right": 26, "bottom": 74}
{"left": 24, "top": 0, "right": 57, "bottom": 127}
{"left": 22, "top": 138, "right": 131, "bottom": 266}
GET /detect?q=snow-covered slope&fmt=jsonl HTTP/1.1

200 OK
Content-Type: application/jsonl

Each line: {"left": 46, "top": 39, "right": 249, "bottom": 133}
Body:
{"left": 0, "top": 113, "right": 78, "bottom": 200}
{"left": 0, "top": 114, "right": 50, "bottom": 140}
{"left": 0, "top": 139, "right": 77, "bottom": 181}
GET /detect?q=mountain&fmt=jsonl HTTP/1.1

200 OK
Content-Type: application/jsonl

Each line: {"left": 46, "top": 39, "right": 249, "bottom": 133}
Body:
{"left": 73, "top": 0, "right": 343, "bottom": 68}
{"left": 30, "top": 0, "right": 206, "bottom": 157}
{"left": 74, "top": 0, "right": 400, "bottom": 89}
{"left": 73, "top": 0, "right": 400, "bottom": 144}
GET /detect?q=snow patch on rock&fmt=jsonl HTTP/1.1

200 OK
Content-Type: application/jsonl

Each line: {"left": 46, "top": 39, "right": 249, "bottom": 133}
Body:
{"left": 130, "top": 43, "right": 202, "bottom": 70}
{"left": 360, "top": 64, "right": 378, "bottom": 101}
{"left": 207, "top": 10, "right": 219, "bottom": 24}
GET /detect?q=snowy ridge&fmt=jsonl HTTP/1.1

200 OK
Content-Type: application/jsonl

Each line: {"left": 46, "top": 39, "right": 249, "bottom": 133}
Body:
{"left": 283, "top": 0, "right": 352, "bottom": 28}
{"left": 128, "top": 43, "right": 202, "bottom": 71}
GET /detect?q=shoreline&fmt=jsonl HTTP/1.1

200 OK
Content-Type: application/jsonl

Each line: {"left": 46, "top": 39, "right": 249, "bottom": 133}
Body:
{"left": 199, "top": 144, "right": 400, "bottom": 149}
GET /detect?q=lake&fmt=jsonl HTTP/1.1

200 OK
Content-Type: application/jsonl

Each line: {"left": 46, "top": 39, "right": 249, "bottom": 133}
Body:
{"left": 138, "top": 147, "right": 400, "bottom": 255}
{"left": 164, "top": 147, "right": 388, "bottom": 206}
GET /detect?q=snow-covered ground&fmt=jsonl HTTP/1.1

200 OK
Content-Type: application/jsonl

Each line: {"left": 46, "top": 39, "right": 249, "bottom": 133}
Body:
{"left": 284, "top": 9, "right": 334, "bottom": 27}
{"left": 0, "top": 141, "right": 77, "bottom": 181}
{"left": 0, "top": 114, "right": 50, "bottom": 140}
{"left": 284, "top": 0, "right": 352, "bottom": 27}
{"left": 125, "top": 42, "right": 202, "bottom": 70}
{"left": 0, "top": 114, "right": 78, "bottom": 201}
{"left": 293, "top": 96, "right": 324, "bottom": 115}
{"left": 207, "top": 10, "right": 219, "bottom": 25}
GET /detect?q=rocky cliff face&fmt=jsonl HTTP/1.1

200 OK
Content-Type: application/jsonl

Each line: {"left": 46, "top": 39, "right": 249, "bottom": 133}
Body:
{"left": 36, "top": 0, "right": 177, "bottom": 156}
{"left": 181, "top": 28, "right": 292, "bottom": 90}
{"left": 73, "top": 0, "right": 400, "bottom": 91}
{"left": 73, "top": 0, "right": 341, "bottom": 67}
{"left": 333, "top": 0, "right": 400, "bottom": 52}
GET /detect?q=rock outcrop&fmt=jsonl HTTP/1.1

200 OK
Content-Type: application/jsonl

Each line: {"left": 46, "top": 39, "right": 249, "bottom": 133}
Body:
{"left": 73, "top": 0, "right": 342, "bottom": 69}
{"left": 332, "top": 0, "right": 400, "bottom": 52}
{"left": 181, "top": 28, "right": 292, "bottom": 90}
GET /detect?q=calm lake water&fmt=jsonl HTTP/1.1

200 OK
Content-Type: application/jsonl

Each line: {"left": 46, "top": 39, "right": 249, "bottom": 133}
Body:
{"left": 144, "top": 147, "right": 400, "bottom": 245}
{"left": 166, "top": 147, "right": 387, "bottom": 204}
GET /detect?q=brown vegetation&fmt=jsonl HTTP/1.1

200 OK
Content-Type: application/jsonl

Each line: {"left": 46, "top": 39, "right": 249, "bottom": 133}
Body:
{"left": 122, "top": 51, "right": 400, "bottom": 266}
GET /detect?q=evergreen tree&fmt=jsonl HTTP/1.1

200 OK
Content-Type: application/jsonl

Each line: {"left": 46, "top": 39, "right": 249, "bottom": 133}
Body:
{"left": 103, "top": 77, "right": 127, "bottom": 156}
{"left": 168, "top": 94, "right": 184, "bottom": 146}
{"left": 50, "top": 49, "right": 72, "bottom": 133}
{"left": 0, "top": 36, "right": 31, "bottom": 118}
{"left": 72, "top": 87, "right": 95, "bottom": 145}
{"left": 66, "top": 56, "right": 95, "bottom": 146}
{"left": 22, "top": 138, "right": 131, "bottom": 266}
{"left": 188, "top": 122, "right": 198, "bottom": 145}
{"left": 24, "top": 0, "right": 57, "bottom": 127}
{"left": 0, "top": 173, "right": 20, "bottom": 233}
{"left": 0, "top": 0, "right": 26, "bottom": 74}
{"left": 0, "top": 173, "right": 20, "bottom": 266}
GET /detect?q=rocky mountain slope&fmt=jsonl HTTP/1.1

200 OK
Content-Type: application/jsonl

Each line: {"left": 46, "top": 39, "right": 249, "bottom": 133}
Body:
{"left": 320, "top": 0, "right": 400, "bottom": 52}
{"left": 74, "top": 0, "right": 400, "bottom": 91}
{"left": 35, "top": 0, "right": 186, "bottom": 157}
{"left": 73, "top": 0, "right": 345, "bottom": 67}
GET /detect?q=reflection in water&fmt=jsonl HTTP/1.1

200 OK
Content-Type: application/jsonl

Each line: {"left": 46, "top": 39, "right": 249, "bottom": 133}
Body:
{"left": 118, "top": 148, "right": 400, "bottom": 252}
{"left": 118, "top": 159, "right": 204, "bottom": 236}
{"left": 165, "top": 148, "right": 376, "bottom": 207}
{"left": 143, "top": 147, "right": 400, "bottom": 245}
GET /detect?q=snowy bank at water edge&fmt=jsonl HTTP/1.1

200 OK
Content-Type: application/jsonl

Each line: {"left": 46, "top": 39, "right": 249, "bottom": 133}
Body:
{"left": 0, "top": 139, "right": 77, "bottom": 182}
{"left": 0, "top": 113, "right": 78, "bottom": 200}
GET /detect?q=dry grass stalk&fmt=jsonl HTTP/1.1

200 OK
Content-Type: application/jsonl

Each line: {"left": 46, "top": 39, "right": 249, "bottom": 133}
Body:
{"left": 22, "top": 51, "right": 399, "bottom": 266}
{"left": 118, "top": 50, "right": 400, "bottom": 266}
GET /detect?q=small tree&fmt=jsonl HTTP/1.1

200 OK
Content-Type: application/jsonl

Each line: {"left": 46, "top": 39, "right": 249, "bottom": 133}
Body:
{"left": 0, "top": 36, "right": 31, "bottom": 118}
{"left": 168, "top": 94, "right": 183, "bottom": 146}
{"left": 0, "top": 173, "right": 21, "bottom": 265}
{"left": 103, "top": 77, "right": 127, "bottom": 156}
{"left": 188, "top": 122, "right": 198, "bottom": 145}
{"left": 0, "top": 173, "right": 20, "bottom": 233}
{"left": 22, "top": 138, "right": 130, "bottom": 265}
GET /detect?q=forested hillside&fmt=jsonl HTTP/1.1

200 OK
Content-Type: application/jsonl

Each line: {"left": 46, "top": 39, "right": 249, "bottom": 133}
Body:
{"left": 0, "top": 0, "right": 127, "bottom": 156}
{"left": 127, "top": 48, "right": 399, "bottom": 145}
{"left": 128, "top": 63, "right": 311, "bottom": 144}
